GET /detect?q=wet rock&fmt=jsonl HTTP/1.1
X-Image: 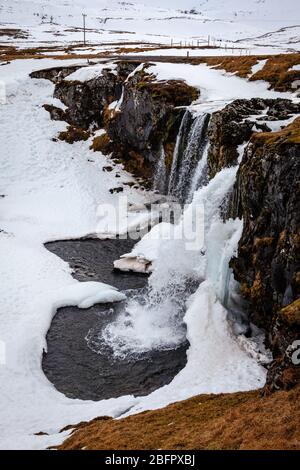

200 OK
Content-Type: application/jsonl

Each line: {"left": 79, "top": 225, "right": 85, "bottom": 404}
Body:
{"left": 228, "top": 117, "right": 300, "bottom": 390}
{"left": 106, "top": 66, "right": 198, "bottom": 181}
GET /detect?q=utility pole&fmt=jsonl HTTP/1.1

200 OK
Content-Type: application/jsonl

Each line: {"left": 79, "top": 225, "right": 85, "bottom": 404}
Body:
{"left": 82, "top": 13, "right": 87, "bottom": 45}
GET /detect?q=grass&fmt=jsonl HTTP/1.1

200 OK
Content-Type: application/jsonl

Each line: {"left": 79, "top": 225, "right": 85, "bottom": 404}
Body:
{"left": 250, "top": 53, "right": 300, "bottom": 91}
{"left": 57, "top": 126, "right": 90, "bottom": 144}
{"left": 251, "top": 116, "right": 300, "bottom": 148}
{"left": 280, "top": 299, "right": 300, "bottom": 327}
{"left": 90, "top": 133, "right": 111, "bottom": 154}
{"left": 1, "top": 45, "right": 299, "bottom": 93}
{"left": 54, "top": 385, "right": 300, "bottom": 450}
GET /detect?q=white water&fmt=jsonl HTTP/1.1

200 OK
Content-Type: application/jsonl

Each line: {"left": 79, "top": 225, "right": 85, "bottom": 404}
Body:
{"left": 168, "top": 112, "right": 209, "bottom": 202}
{"left": 99, "top": 150, "right": 267, "bottom": 391}
{"left": 168, "top": 109, "right": 190, "bottom": 195}
{"left": 154, "top": 145, "right": 167, "bottom": 193}
{"left": 0, "top": 58, "right": 272, "bottom": 449}
{"left": 187, "top": 141, "right": 209, "bottom": 201}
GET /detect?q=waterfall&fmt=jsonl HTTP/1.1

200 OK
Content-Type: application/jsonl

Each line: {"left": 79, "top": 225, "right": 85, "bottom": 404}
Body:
{"left": 168, "top": 110, "right": 193, "bottom": 196}
{"left": 187, "top": 142, "right": 209, "bottom": 202}
{"left": 95, "top": 99, "right": 267, "bottom": 394}
{"left": 154, "top": 145, "right": 167, "bottom": 194}
{"left": 168, "top": 111, "right": 210, "bottom": 203}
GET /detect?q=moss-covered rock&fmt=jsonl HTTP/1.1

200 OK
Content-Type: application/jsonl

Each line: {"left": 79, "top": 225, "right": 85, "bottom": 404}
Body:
{"left": 227, "top": 117, "right": 300, "bottom": 391}
{"left": 90, "top": 133, "right": 112, "bottom": 155}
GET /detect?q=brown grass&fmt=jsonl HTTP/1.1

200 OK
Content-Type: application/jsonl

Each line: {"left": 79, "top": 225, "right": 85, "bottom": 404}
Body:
{"left": 251, "top": 116, "right": 300, "bottom": 148}
{"left": 1, "top": 45, "right": 299, "bottom": 93}
{"left": 280, "top": 299, "right": 300, "bottom": 327}
{"left": 54, "top": 385, "right": 300, "bottom": 450}
{"left": 205, "top": 56, "right": 261, "bottom": 78}
{"left": 250, "top": 53, "right": 300, "bottom": 91}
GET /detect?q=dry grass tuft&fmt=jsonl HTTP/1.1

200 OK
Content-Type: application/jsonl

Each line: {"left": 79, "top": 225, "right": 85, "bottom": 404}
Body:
{"left": 250, "top": 54, "right": 300, "bottom": 91}
{"left": 90, "top": 133, "right": 112, "bottom": 154}
{"left": 54, "top": 385, "right": 300, "bottom": 450}
{"left": 58, "top": 126, "right": 90, "bottom": 144}
{"left": 251, "top": 116, "right": 300, "bottom": 148}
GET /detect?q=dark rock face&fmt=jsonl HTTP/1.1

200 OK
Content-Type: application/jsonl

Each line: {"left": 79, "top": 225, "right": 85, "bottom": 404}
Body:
{"left": 106, "top": 68, "right": 198, "bottom": 179}
{"left": 229, "top": 118, "right": 300, "bottom": 391}
{"left": 30, "top": 65, "right": 85, "bottom": 83}
{"left": 34, "top": 61, "right": 198, "bottom": 179}
{"left": 53, "top": 69, "right": 122, "bottom": 129}
{"left": 207, "top": 98, "right": 300, "bottom": 178}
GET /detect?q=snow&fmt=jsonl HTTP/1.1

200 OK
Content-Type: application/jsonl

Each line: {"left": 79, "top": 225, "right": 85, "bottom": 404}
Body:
{"left": 148, "top": 62, "right": 292, "bottom": 106}
{"left": 0, "top": 0, "right": 299, "bottom": 54}
{"left": 0, "top": 58, "right": 149, "bottom": 449}
{"left": 291, "top": 64, "right": 300, "bottom": 71}
{"left": 251, "top": 59, "right": 268, "bottom": 75}
{"left": 124, "top": 280, "right": 266, "bottom": 415}
{"left": 54, "top": 281, "right": 126, "bottom": 310}
{"left": 65, "top": 63, "right": 117, "bottom": 82}
{"left": 114, "top": 222, "right": 174, "bottom": 273}
{"left": 0, "top": 52, "right": 296, "bottom": 448}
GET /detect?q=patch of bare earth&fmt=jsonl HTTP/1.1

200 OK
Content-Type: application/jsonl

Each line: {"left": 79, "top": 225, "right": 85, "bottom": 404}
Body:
{"left": 54, "top": 385, "right": 300, "bottom": 450}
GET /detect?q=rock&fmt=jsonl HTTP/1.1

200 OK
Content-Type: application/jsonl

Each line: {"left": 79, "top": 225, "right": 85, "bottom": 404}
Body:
{"left": 207, "top": 98, "right": 300, "bottom": 178}
{"left": 109, "top": 187, "right": 123, "bottom": 194}
{"left": 106, "top": 66, "right": 198, "bottom": 181}
{"left": 228, "top": 117, "right": 300, "bottom": 390}
{"left": 30, "top": 65, "right": 85, "bottom": 83}
{"left": 53, "top": 70, "right": 122, "bottom": 129}
{"left": 43, "top": 104, "right": 67, "bottom": 121}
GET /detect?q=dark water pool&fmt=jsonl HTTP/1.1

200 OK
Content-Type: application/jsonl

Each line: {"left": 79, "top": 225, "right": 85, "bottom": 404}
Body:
{"left": 43, "top": 238, "right": 188, "bottom": 401}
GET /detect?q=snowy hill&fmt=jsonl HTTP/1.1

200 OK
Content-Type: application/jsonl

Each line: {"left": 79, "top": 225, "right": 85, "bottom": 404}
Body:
{"left": 0, "top": 0, "right": 299, "bottom": 51}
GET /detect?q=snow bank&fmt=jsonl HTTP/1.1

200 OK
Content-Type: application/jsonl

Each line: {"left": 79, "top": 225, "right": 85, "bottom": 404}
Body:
{"left": 54, "top": 281, "right": 126, "bottom": 310}
{"left": 148, "top": 62, "right": 292, "bottom": 104}
{"left": 114, "top": 222, "right": 173, "bottom": 273}
{"left": 65, "top": 63, "right": 118, "bottom": 82}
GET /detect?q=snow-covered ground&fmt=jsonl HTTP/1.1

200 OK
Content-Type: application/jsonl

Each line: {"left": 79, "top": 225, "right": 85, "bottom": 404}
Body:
{"left": 0, "top": 55, "right": 298, "bottom": 449}
{"left": 0, "top": 0, "right": 299, "bottom": 54}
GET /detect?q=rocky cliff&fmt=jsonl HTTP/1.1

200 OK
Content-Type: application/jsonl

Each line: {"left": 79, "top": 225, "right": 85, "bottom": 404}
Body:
{"left": 230, "top": 118, "right": 300, "bottom": 391}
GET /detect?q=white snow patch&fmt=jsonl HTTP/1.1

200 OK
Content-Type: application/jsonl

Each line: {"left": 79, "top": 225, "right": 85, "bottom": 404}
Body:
{"left": 65, "top": 63, "right": 117, "bottom": 82}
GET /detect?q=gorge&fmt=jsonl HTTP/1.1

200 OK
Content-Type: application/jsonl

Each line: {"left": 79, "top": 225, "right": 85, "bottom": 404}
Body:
{"left": 34, "top": 58, "right": 300, "bottom": 401}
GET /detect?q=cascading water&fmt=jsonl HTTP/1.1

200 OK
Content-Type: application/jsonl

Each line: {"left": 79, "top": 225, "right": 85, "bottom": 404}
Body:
{"left": 88, "top": 110, "right": 268, "bottom": 389}
{"left": 168, "top": 110, "right": 193, "bottom": 196}
{"left": 154, "top": 145, "right": 167, "bottom": 194}
{"left": 168, "top": 111, "right": 210, "bottom": 203}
